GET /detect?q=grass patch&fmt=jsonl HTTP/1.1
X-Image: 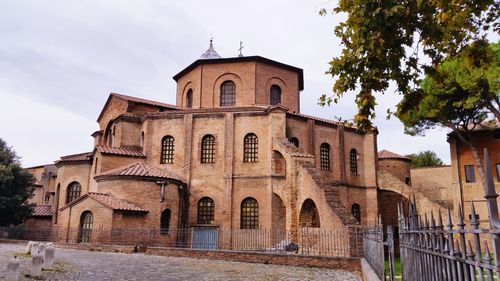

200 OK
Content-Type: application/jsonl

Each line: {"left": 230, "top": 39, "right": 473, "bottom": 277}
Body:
{"left": 385, "top": 256, "right": 401, "bottom": 280}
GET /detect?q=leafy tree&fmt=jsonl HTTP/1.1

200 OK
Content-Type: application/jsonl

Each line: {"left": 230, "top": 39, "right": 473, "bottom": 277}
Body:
{"left": 0, "top": 138, "right": 34, "bottom": 226}
{"left": 396, "top": 42, "right": 499, "bottom": 187}
{"left": 319, "top": 0, "right": 499, "bottom": 129}
{"left": 406, "top": 151, "right": 444, "bottom": 168}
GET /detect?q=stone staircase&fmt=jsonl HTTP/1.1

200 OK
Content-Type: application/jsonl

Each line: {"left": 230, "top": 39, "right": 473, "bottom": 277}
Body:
{"left": 275, "top": 138, "right": 359, "bottom": 228}
{"left": 302, "top": 163, "right": 359, "bottom": 227}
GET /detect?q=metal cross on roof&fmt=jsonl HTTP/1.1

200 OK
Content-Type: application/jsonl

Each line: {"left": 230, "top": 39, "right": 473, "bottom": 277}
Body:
{"left": 238, "top": 41, "right": 244, "bottom": 57}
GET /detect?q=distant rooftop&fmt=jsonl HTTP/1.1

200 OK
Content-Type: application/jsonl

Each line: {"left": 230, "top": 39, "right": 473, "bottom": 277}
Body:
{"left": 378, "top": 149, "right": 410, "bottom": 161}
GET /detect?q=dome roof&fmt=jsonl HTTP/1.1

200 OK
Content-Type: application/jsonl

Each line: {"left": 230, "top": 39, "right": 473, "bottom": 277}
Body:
{"left": 200, "top": 39, "right": 221, "bottom": 59}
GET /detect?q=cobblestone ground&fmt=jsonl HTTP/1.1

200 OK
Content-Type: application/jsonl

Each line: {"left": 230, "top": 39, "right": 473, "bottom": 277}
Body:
{"left": 0, "top": 243, "right": 361, "bottom": 281}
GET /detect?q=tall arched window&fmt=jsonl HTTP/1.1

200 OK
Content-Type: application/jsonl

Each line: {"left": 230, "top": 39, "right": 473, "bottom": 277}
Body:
{"left": 241, "top": 197, "right": 259, "bottom": 229}
{"left": 186, "top": 89, "right": 193, "bottom": 108}
{"left": 320, "top": 143, "right": 330, "bottom": 171}
{"left": 270, "top": 85, "right": 281, "bottom": 105}
{"left": 243, "top": 133, "right": 258, "bottom": 162}
{"left": 350, "top": 149, "right": 358, "bottom": 175}
{"left": 79, "top": 211, "right": 93, "bottom": 243}
{"left": 66, "top": 182, "right": 81, "bottom": 204}
{"left": 160, "top": 136, "right": 175, "bottom": 164}
{"left": 160, "top": 209, "right": 171, "bottom": 235}
{"left": 351, "top": 203, "right": 361, "bottom": 223}
{"left": 197, "top": 197, "right": 215, "bottom": 224}
{"left": 201, "top": 135, "right": 215, "bottom": 163}
{"left": 289, "top": 137, "right": 299, "bottom": 147}
{"left": 220, "top": 81, "right": 236, "bottom": 107}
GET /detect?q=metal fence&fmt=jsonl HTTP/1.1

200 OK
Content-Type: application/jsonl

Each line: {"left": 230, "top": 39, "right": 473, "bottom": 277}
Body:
{"left": 364, "top": 223, "right": 396, "bottom": 281}
{"left": 398, "top": 149, "right": 500, "bottom": 281}
{"left": 0, "top": 226, "right": 355, "bottom": 257}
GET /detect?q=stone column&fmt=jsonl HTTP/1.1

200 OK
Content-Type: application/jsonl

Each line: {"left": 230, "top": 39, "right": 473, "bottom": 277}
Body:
{"left": 31, "top": 251, "right": 43, "bottom": 277}
{"left": 6, "top": 256, "right": 20, "bottom": 281}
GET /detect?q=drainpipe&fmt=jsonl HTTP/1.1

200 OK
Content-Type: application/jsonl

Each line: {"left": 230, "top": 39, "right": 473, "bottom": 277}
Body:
{"left": 456, "top": 140, "right": 465, "bottom": 215}
{"left": 157, "top": 180, "right": 167, "bottom": 202}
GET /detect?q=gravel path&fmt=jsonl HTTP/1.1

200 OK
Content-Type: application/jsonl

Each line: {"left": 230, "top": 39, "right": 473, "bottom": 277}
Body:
{"left": 1, "top": 243, "right": 362, "bottom": 281}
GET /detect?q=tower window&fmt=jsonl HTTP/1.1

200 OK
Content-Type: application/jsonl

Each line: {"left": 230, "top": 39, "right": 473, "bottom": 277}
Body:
{"left": 186, "top": 89, "right": 193, "bottom": 108}
{"left": 220, "top": 81, "right": 236, "bottom": 107}
{"left": 289, "top": 137, "right": 299, "bottom": 147}
{"left": 270, "top": 85, "right": 282, "bottom": 105}
{"left": 201, "top": 135, "right": 215, "bottom": 163}
{"left": 243, "top": 133, "right": 258, "bottom": 162}
{"left": 320, "top": 143, "right": 330, "bottom": 171}
{"left": 350, "top": 149, "right": 358, "bottom": 175}
{"left": 160, "top": 136, "right": 175, "bottom": 164}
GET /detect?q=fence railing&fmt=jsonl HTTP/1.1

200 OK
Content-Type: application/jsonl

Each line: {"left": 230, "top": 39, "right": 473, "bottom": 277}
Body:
{"left": 0, "top": 226, "right": 355, "bottom": 257}
{"left": 398, "top": 148, "right": 500, "bottom": 281}
{"left": 364, "top": 224, "right": 385, "bottom": 280}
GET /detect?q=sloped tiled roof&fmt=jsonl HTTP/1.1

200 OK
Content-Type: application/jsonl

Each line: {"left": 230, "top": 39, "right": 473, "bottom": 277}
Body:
{"left": 378, "top": 150, "right": 411, "bottom": 161}
{"left": 32, "top": 205, "right": 53, "bottom": 217}
{"left": 95, "top": 162, "right": 184, "bottom": 182}
{"left": 111, "top": 93, "right": 179, "bottom": 110}
{"left": 291, "top": 152, "right": 315, "bottom": 158}
{"left": 87, "top": 192, "right": 147, "bottom": 212}
{"left": 95, "top": 146, "right": 146, "bottom": 157}
{"left": 60, "top": 192, "right": 147, "bottom": 212}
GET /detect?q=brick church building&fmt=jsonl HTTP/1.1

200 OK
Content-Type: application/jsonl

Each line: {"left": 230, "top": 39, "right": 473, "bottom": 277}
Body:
{"left": 26, "top": 41, "right": 379, "bottom": 247}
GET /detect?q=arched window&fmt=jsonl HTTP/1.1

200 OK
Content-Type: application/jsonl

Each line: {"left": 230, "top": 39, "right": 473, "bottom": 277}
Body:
{"left": 79, "top": 211, "right": 93, "bottom": 243}
{"left": 270, "top": 85, "right": 281, "bottom": 105}
{"left": 351, "top": 203, "right": 361, "bottom": 223}
{"left": 243, "top": 133, "right": 258, "bottom": 163}
{"left": 220, "top": 81, "right": 236, "bottom": 107}
{"left": 160, "top": 209, "right": 171, "bottom": 235}
{"left": 201, "top": 135, "right": 215, "bottom": 163}
{"left": 197, "top": 197, "right": 215, "bottom": 224}
{"left": 320, "top": 143, "right": 330, "bottom": 171}
{"left": 186, "top": 89, "right": 193, "bottom": 108}
{"left": 299, "top": 199, "right": 320, "bottom": 227}
{"left": 66, "top": 182, "right": 81, "bottom": 204}
{"left": 160, "top": 136, "right": 175, "bottom": 164}
{"left": 289, "top": 137, "right": 299, "bottom": 147}
{"left": 241, "top": 197, "right": 259, "bottom": 229}
{"left": 350, "top": 149, "right": 358, "bottom": 175}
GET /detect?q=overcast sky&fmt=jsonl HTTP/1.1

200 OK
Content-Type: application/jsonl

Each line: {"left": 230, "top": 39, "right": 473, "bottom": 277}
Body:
{"left": 1, "top": 0, "right": 455, "bottom": 167}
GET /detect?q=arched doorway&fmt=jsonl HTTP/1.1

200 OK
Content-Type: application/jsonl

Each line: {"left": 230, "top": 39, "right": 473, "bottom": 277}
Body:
{"left": 272, "top": 151, "right": 286, "bottom": 176}
{"left": 271, "top": 193, "right": 286, "bottom": 243}
{"left": 79, "top": 211, "right": 93, "bottom": 243}
{"left": 299, "top": 199, "right": 320, "bottom": 227}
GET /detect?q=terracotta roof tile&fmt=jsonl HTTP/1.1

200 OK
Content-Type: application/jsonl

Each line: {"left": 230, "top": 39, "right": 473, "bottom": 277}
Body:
{"left": 111, "top": 93, "right": 179, "bottom": 110}
{"left": 87, "top": 192, "right": 147, "bottom": 212}
{"left": 32, "top": 205, "right": 53, "bottom": 217}
{"left": 59, "top": 152, "right": 92, "bottom": 162}
{"left": 378, "top": 149, "right": 410, "bottom": 160}
{"left": 95, "top": 146, "right": 146, "bottom": 157}
{"left": 291, "top": 152, "right": 315, "bottom": 158}
{"left": 96, "top": 162, "right": 184, "bottom": 182}
{"left": 59, "top": 192, "right": 147, "bottom": 212}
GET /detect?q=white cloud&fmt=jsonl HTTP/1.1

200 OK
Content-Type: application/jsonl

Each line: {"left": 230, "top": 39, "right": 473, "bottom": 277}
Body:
{"left": 0, "top": 0, "right": 454, "bottom": 166}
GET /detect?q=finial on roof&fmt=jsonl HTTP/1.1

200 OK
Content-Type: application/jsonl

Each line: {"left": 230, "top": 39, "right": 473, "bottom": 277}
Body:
{"left": 200, "top": 37, "right": 221, "bottom": 59}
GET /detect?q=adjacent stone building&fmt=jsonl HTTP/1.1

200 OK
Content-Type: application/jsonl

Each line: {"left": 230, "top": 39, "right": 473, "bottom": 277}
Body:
{"left": 448, "top": 123, "right": 500, "bottom": 225}
{"left": 25, "top": 42, "right": 379, "bottom": 248}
